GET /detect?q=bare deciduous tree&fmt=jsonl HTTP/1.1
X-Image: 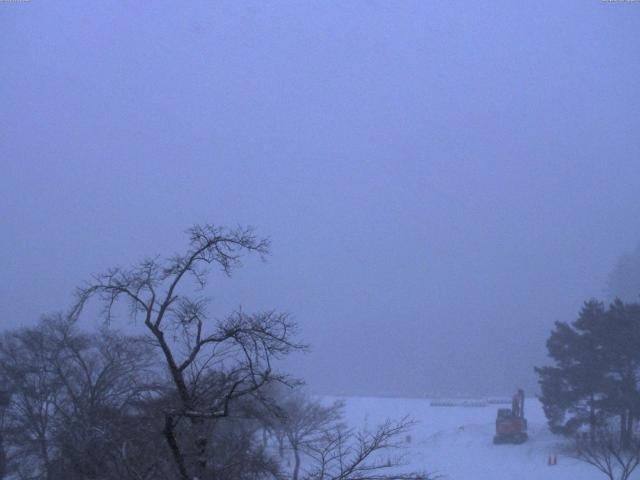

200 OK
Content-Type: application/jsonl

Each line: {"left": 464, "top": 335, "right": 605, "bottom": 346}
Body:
{"left": 0, "top": 315, "right": 162, "bottom": 480}
{"left": 571, "top": 431, "right": 640, "bottom": 480}
{"left": 72, "top": 224, "right": 306, "bottom": 480}
{"left": 260, "top": 390, "right": 344, "bottom": 480}
{"left": 0, "top": 321, "right": 60, "bottom": 480}
{"left": 49, "top": 318, "right": 159, "bottom": 480}
{"left": 302, "top": 416, "right": 432, "bottom": 480}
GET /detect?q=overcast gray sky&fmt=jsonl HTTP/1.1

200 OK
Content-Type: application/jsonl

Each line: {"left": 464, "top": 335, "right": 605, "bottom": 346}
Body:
{"left": 2, "top": 0, "right": 640, "bottom": 396}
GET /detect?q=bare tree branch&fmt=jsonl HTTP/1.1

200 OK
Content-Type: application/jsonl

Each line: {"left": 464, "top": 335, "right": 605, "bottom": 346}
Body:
{"left": 570, "top": 431, "right": 640, "bottom": 480}
{"left": 70, "top": 224, "right": 305, "bottom": 479}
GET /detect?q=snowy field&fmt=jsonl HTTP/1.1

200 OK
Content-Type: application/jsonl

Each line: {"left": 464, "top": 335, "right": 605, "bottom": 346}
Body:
{"left": 333, "top": 396, "right": 605, "bottom": 480}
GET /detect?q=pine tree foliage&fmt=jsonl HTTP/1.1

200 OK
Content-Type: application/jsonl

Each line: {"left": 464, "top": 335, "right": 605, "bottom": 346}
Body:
{"left": 536, "top": 299, "right": 640, "bottom": 447}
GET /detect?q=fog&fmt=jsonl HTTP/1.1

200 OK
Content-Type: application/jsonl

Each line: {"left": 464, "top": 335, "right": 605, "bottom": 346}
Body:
{"left": 2, "top": 1, "right": 639, "bottom": 398}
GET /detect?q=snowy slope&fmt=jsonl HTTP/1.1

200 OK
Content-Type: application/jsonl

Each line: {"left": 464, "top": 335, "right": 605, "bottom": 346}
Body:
{"left": 333, "top": 396, "right": 605, "bottom": 480}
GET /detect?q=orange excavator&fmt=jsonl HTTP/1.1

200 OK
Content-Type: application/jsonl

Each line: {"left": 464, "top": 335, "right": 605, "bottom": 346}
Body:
{"left": 493, "top": 389, "right": 528, "bottom": 444}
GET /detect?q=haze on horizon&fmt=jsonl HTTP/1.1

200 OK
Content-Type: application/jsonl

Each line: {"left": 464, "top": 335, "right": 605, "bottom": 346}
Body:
{"left": 2, "top": 0, "right": 640, "bottom": 398}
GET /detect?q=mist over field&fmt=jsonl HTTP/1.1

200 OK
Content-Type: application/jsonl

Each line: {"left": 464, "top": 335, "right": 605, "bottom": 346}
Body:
{"left": 2, "top": 0, "right": 640, "bottom": 400}
{"left": 3, "top": 3, "right": 640, "bottom": 480}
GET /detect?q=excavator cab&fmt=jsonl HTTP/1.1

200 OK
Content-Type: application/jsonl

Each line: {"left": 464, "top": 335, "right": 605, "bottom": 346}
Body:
{"left": 493, "top": 389, "right": 528, "bottom": 444}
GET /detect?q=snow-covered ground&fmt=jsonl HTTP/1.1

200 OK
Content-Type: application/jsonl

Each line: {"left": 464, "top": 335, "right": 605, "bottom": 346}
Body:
{"left": 333, "top": 396, "right": 604, "bottom": 480}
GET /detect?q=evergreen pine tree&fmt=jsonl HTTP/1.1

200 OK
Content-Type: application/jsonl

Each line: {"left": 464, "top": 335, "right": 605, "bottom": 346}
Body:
{"left": 536, "top": 300, "right": 608, "bottom": 436}
{"left": 537, "top": 299, "right": 640, "bottom": 444}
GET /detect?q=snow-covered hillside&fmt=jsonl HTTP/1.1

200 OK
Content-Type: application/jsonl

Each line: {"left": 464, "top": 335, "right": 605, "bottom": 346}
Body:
{"left": 334, "top": 396, "right": 604, "bottom": 480}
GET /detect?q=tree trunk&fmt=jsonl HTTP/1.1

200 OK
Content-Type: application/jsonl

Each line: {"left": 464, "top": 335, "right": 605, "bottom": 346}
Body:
{"left": 163, "top": 415, "right": 191, "bottom": 480}
{"left": 589, "top": 393, "right": 596, "bottom": 443}
{"left": 0, "top": 432, "right": 6, "bottom": 480}
{"left": 193, "top": 418, "right": 209, "bottom": 480}
{"left": 293, "top": 446, "right": 301, "bottom": 480}
{"left": 278, "top": 435, "right": 284, "bottom": 458}
{"left": 620, "top": 412, "right": 628, "bottom": 449}
{"left": 40, "top": 437, "right": 52, "bottom": 480}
